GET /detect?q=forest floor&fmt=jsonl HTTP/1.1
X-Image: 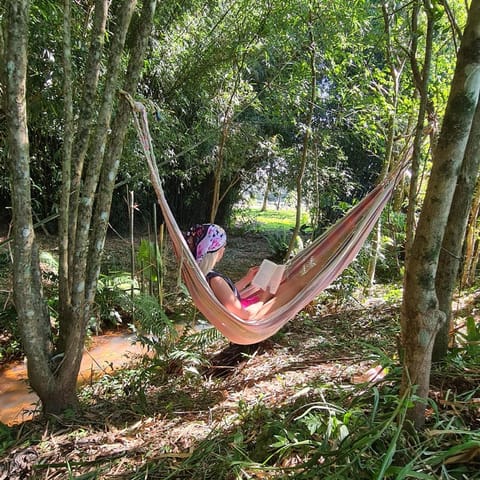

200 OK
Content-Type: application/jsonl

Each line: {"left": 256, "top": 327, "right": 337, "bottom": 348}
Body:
{"left": 0, "top": 232, "right": 479, "bottom": 479}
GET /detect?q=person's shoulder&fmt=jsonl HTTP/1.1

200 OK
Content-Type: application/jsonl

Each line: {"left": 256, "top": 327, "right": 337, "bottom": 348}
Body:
{"left": 207, "top": 271, "right": 233, "bottom": 289}
{"left": 206, "top": 270, "right": 222, "bottom": 280}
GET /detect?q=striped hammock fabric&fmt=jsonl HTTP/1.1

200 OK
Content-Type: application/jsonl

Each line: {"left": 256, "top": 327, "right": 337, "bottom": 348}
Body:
{"left": 125, "top": 94, "right": 408, "bottom": 345}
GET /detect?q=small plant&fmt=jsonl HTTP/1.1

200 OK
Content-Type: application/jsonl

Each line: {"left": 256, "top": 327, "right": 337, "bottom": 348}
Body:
{"left": 0, "top": 422, "right": 15, "bottom": 455}
{"left": 131, "top": 293, "right": 221, "bottom": 374}
{"left": 137, "top": 238, "right": 162, "bottom": 292}
{"left": 457, "top": 316, "right": 480, "bottom": 359}
{"left": 265, "top": 229, "right": 304, "bottom": 261}
{"left": 92, "top": 271, "right": 135, "bottom": 331}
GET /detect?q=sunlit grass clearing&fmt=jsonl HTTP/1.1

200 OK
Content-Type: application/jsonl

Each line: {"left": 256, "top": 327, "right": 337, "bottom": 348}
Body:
{"left": 237, "top": 208, "right": 310, "bottom": 231}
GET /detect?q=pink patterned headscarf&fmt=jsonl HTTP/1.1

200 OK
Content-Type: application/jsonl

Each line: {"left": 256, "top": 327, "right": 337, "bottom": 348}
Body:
{"left": 185, "top": 224, "right": 227, "bottom": 263}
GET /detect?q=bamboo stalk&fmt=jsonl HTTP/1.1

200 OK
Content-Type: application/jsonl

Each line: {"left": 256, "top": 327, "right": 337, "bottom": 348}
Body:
{"left": 129, "top": 190, "right": 135, "bottom": 317}
{"left": 158, "top": 221, "right": 165, "bottom": 308}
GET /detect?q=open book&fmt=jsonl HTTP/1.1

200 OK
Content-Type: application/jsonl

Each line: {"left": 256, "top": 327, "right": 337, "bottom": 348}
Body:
{"left": 251, "top": 259, "right": 286, "bottom": 294}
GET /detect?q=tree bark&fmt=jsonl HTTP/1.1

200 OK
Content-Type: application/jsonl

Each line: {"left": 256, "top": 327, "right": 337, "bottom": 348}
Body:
{"left": 5, "top": 0, "right": 157, "bottom": 416}
{"left": 67, "top": 0, "right": 109, "bottom": 275}
{"left": 285, "top": 19, "right": 316, "bottom": 260}
{"left": 401, "top": 0, "right": 480, "bottom": 429}
{"left": 434, "top": 99, "right": 480, "bottom": 361}
{"left": 4, "top": 0, "right": 57, "bottom": 404}
{"left": 55, "top": 0, "right": 138, "bottom": 412}
{"left": 405, "top": 0, "right": 434, "bottom": 258}
{"left": 58, "top": 0, "right": 74, "bottom": 347}
{"left": 261, "top": 165, "right": 273, "bottom": 212}
{"left": 367, "top": 1, "right": 408, "bottom": 288}
{"left": 461, "top": 177, "right": 480, "bottom": 287}
{"left": 88, "top": 0, "right": 158, "bottom": 301}
{"left": 59, "top": 0, "right": 109, "bottom": 351}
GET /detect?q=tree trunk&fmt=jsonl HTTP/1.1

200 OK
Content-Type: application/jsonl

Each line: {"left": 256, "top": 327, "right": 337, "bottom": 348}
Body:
{"left": 401, "top": 0, "right": 480, "bottom": 429}
{"left": 367, "top": 2, "right": 407, "bottom": 288}
{"left": 5, "top": 0, "right": 157, "bottom": 416}
{"left": 405, "top": 0, "right": 434, "bottom": 258}
{"left": 261, "top": 165, "right": 273, "bottom": 212}
{"left": 210, "top": 64, "right": 244, "bottom": 223}
{"left": 55, "top": 0, "right": 139, "bottom": 414}
{"left": 4, "top": 0, "right": 57, "bottom": 406}
{"left": 67, "top": 0, "right": 109, "bottom": 279}
{"left": 461, "top": 177, "right": 480, "bottom": 287}
{"left": 58, "top": 0, "right": 74, "bottom": 349}
{"left": 285, "top": 19, "right": 316, "bottom": 260}
{"left": 87, "top": 0, "right": 158, "bottom": 302}
{"left": 59, "top": 0, "right": 109, "bottom": 352}
{"left": 434, "top": 99, "right": 480, "bottom": 361}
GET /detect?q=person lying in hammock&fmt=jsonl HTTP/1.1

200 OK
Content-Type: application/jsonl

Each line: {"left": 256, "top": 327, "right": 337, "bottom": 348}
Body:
{"left": 185, "top": 223, "right": 271, "bottom": 320}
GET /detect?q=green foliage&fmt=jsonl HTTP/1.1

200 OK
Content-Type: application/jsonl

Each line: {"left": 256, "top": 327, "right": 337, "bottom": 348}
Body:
{"left": 0, "top": 422, "right": 15, "bottom": 455}
{"left": 79, "top": 367, "right": 154, "bottom": 416}
{"left": 381, "top": 284, "right": 404, "bottom": 304}
{"left": 451, "top": 317, "right": 480, "bottom": 362}
{"left": 93, "top": 272, "right": 135, "bottom": 330}
{"left": 129, "top": 365, "right": 479, "bottom": 480}
{"left": 374, "top": 209, "right": 407, "bottom": 283}
{"left": 136, "top": 238, "right": 161, "bottom": 285}
{"left": 462, "top": 317, "right": 480, "bottom": 359}
{"left": 0, "top": 305, "right": 23, "bottom": 363}
{"left": 230, "top": 207, "right": 263, "bottom": 234}
{"left": 265, "top": 228, "right": 304, "bottom": 262}
{"left": 130, "top": 293, "right": 178, "bottom": 355}
{"left": 131, "top": 293, "right": 222, "bottom": 375}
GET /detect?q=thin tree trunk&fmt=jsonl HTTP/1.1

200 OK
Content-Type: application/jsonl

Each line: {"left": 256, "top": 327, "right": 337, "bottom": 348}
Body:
{"left": 87, "top": 0, "right": 158, "bottom": 301}
{"left": 261, "top": 165, "right": 273, "bottom": 212}
{"left": 461, "top": 177, "right": 480, "bottom": 287}
{"left": 434, "top": 99, "right": 480, "bottom": 361}
{"left": 60, "top": 0, "right": 108, "bottom": 348}
{"left": 405, "top": 0, "right": 434, "bottom": 259}
{"left": 210, "top": 63, "right": 244, "bottom": 223}
{"left": 57, "top": 0, "right": 74, "bottom": 351}
{"left": 209, "top": 12, "right": 270, "bottom": 222}
{"left": 367, "top": 2, "right": 406, "bottom": 289}
{"left": 285, "top": 19, "right": 316, "bottom": 260}
{"left": 67, "top": 0, "right": 109, "bottom": 276}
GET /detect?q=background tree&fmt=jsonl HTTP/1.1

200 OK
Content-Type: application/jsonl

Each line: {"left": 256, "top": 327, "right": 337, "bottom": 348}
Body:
{"left": 461, "top": 178, "right": 480, "bottom": 287}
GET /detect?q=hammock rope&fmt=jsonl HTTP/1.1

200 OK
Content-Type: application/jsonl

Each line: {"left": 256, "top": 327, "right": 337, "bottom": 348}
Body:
{"left": 122, "top": 92, "right": 409, "bottom": 345}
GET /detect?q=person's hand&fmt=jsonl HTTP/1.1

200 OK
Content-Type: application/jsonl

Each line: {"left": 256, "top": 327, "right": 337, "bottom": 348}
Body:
{"left": 236, "top": 266, "right": 260, "bottom": 291}
{"left": 246, "top": 266, "right": 259, "bottom": 282}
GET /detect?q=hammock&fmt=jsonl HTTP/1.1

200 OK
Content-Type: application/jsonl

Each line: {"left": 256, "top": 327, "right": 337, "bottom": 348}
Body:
{"left": 124, "top": 94, "right": 408, "bottom": 345}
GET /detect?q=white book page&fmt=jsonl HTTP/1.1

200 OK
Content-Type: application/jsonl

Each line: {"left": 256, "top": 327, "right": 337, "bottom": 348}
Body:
{"left": 252, "top": 259, "right": 285, "bottom": 294}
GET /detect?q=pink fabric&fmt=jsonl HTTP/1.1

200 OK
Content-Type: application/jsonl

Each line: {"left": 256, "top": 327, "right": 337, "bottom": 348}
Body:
{"left": 241, "top": 295, "right": 260, "bottom": 308}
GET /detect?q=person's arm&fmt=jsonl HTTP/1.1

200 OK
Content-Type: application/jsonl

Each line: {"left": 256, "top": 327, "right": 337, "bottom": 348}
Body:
{"left": 210, "top": 273, "right": 273, "bottom": 320}
{"left": 208, "top": 275, "right": 253, "bottom": 319}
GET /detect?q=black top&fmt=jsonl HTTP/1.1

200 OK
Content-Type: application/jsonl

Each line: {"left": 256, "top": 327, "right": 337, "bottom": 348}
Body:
{"left": 206, "top": 270, "right": 241, "bottom": 300}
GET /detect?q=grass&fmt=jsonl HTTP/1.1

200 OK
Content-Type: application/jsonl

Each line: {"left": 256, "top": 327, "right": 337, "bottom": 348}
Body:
{"left": 232, "top": 206, "right": 310, "bottom": 233}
